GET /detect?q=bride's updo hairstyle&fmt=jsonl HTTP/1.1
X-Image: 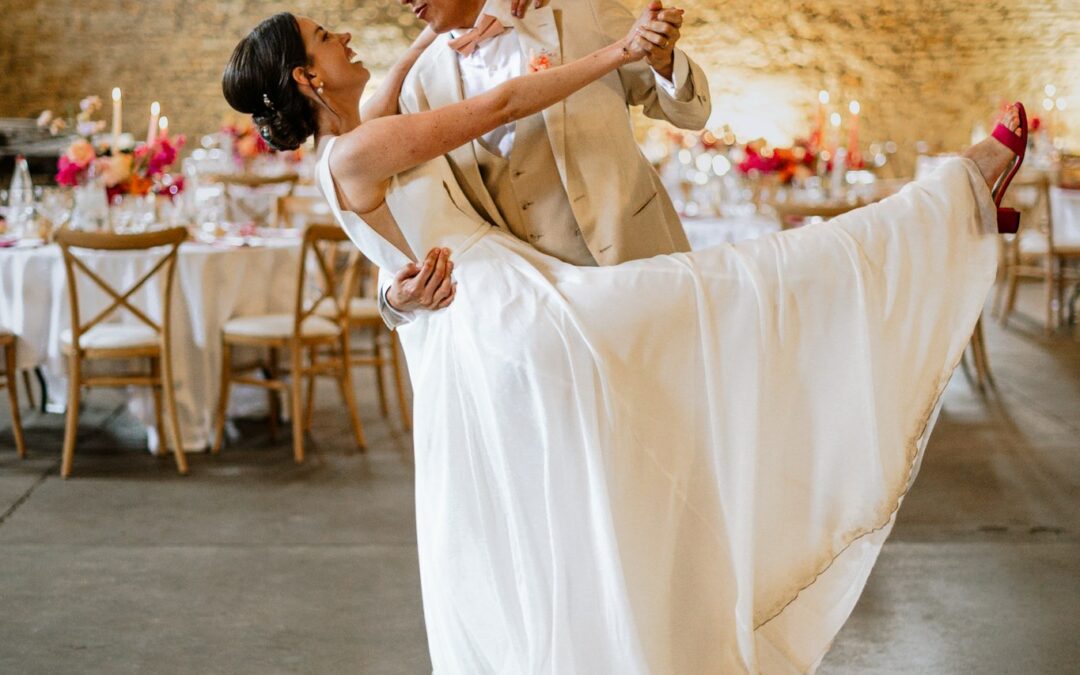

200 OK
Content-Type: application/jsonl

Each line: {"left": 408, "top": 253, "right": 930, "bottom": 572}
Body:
{"left": 223, "top": 12, "right": 315, "bottom": 151}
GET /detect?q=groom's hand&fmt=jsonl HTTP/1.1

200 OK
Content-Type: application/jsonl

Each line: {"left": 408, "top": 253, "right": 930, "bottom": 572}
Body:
{"left": 635, "top": 1, "right": 684, "bottom": 81}
{"left": 387, "top": 247, "right": 457, "bottom": 313}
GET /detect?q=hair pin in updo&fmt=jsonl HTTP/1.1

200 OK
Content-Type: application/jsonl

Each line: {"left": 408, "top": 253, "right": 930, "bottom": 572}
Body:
{"left": 258, "top": 124, "right": 281, "bottom": 151}
{"left": 262, "top": 93, "right": 276, "bottom": 112}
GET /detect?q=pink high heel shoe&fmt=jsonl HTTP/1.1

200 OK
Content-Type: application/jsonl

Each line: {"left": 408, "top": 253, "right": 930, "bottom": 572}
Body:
{"left": 990, "top": 102, "right": 1028, "bottom": 234}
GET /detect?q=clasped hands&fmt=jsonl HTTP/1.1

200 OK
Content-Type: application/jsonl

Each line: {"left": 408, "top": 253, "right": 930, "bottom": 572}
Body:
{"left": 510, "top": 0, "right": 685, "bottom": 87}
{"left": 626, "top": 1, "right": 685, "bottom": 79}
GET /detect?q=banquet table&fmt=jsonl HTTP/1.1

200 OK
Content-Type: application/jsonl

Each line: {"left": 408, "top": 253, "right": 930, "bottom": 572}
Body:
{"left": 682, "top": 214, "right": 780, "bottom": 250}
{"left": 0, "top": 235, "right": 301, "bottom": 450}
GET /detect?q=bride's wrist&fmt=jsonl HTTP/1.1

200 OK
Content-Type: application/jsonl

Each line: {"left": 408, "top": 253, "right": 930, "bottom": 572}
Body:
{"left": 608, "top": 41, "right": 633, "bottom": 66}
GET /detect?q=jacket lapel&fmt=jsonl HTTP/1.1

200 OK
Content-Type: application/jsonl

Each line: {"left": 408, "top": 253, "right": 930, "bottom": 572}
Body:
{"left": 418, "top": 36, "right": 506, "bottom": 226}
{"left": 509, "top": 6, "right": 569, "bottom": 185}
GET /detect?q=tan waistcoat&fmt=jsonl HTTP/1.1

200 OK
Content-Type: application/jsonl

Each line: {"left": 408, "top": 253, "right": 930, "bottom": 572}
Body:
{"left": 473, "top": 112, "right": 596, "bottom": 266}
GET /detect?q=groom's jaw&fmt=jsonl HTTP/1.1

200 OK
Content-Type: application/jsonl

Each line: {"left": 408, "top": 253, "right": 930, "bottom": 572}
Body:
{"left": 414, "top": 0, "right": 485, "bottom": 33}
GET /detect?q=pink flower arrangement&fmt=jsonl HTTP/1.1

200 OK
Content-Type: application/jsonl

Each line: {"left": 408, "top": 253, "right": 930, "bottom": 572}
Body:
{"left": 56, "top": 139, "right": 104, "bottom": 187}
{"left": 105, "top": 134, "right": 187, "bottom": 201}
{"left": 55, "top": 131, "right": 186, "bottom": 200}
{"left": 736, "top": 140, "right": 817, "bottom": 184}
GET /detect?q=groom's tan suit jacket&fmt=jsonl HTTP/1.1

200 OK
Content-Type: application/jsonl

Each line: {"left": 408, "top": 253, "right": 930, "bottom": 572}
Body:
{"left": 397, "top": 0, "right": 712, "bottom": 266}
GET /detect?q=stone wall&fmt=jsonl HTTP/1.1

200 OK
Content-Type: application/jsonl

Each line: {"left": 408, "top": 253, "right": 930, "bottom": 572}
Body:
{"left": 1, "top": 0, "right": 1076, "bottom": 173}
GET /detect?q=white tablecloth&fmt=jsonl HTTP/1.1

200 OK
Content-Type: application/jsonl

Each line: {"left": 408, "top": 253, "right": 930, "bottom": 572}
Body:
{"left": 0, "top": 238, "right": 301, "bottom": 450}
{"left": 682, "top": 214, "right": 780, "bottom": 250}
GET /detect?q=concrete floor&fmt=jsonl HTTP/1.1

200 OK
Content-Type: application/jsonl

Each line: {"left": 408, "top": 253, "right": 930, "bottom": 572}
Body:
{"left": 0, "top": 286, "right": 1078, "bottom": 674}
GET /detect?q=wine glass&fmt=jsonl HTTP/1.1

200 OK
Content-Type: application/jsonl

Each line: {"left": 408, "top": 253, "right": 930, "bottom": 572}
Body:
{"left": 38, "top": 187, "right": 74, "bottom": 233}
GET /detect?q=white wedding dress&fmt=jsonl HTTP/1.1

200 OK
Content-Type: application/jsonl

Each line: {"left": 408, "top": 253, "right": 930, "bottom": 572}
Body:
{"left": 317, "top": 137, "right": 999, "bottom": 674}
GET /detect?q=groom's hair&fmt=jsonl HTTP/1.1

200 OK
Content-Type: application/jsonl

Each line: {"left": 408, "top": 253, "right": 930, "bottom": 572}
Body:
{"left": 222, "top": 12, "right": 316, "bottom": 151}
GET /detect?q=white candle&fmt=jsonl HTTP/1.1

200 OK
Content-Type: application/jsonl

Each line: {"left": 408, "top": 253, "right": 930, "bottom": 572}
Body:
{"left": 111, "top": 88, "right": 122, "bottom": 155}
{"left": 848, "top": 100, "right": 861, "bottom": 162}
{"left": 147, "top": 101, "right": 161, "bottom": 147}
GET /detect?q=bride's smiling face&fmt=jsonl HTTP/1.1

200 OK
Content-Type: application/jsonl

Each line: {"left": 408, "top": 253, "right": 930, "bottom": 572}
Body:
{"left": 294, "top": 16, "right": 370, "bottom": 95}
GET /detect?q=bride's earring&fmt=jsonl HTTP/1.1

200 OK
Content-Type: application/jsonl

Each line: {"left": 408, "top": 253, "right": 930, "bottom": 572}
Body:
{"left": 317, "top": 82, "right": 325, "bottom": 96}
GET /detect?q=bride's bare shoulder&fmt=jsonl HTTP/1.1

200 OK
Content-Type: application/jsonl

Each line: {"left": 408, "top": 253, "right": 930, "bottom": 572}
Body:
{"left": 326, "top": 129, "right": 392, "bottom": 215}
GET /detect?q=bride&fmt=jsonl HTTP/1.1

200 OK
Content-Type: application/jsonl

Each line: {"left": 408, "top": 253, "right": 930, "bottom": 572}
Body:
{"left": 223, "top": 8, "right": 1026, "bottom": 673}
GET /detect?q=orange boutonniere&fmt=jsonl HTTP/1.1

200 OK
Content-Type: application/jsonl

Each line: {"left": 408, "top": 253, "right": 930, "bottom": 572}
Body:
{"left": 528, "top": 49, "right": 554, "bottom": 73}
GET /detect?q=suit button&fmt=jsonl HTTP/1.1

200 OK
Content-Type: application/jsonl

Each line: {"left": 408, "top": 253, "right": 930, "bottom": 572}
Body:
{"left": 521, "top": 201, "right": 533, "bottom": 211}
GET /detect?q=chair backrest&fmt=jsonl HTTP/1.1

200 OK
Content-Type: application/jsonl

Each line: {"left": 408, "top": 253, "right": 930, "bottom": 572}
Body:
{"left": 55, "top": 227, "right": 187, "bottom": 351}
{"left": 273, "top": 194, "right": 332, "bottom": 229}
{"left": 1060, "top": 154, "right": 1080, "bottom": 190}
{"left": 293, "top": 223, "right": 362, "bottom": 330}
{"left": 200, "top": 172, "right": 300, "bottom": 189}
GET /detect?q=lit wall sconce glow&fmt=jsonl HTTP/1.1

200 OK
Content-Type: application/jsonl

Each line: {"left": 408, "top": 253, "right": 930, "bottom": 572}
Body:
{"left": 830, "top": 112, "right": 842, "bottom": 127}
{"left": 818, "top": 90, "right": 830, "bottom": 105}
{"left": 1043, "top": 98, "right": 1055, "bottom": 111}
{"left": 1056, "top": 97, "right": 1068, "bottom": 111}
{"left": 1045, "top": 84, "right": 1056, "bottom": 97}
{"left": 849, "top": 100, "right": 860, "bottom": 115}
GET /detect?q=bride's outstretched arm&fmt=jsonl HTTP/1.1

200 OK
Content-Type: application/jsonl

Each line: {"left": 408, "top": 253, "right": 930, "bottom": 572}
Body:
{"left": 332, "top": 5, "right": 658, "bottom": 184}
{"left": 360, "top": 27, "right": 437, "bottom": 121}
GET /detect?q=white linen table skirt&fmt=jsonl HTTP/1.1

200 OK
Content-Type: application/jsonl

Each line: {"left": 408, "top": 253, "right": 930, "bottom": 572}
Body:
{"left": 0, "top": 239, "right": 301, "bottom": 450}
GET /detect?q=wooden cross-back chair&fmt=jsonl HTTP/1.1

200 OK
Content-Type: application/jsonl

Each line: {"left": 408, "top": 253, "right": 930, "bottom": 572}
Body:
{"left": 994, "top": 171, "right": 1080, "bottom": 332}
{"left": 200, "top": 172, "right": 300, "bottom": 224}
{"left": 213, "top": 223, "right": 366, "bottom": 463}
{"left": 0, "top": 332, "right": 27, "bottom": 458}
{"left": 55, "top": 227, "right": 189, "bottom": 478}
{"left": 273, "top": 194, "right": 332, "bottom": 229}
{"left": 313, "top": 259, "right": 412, "bottom": 432}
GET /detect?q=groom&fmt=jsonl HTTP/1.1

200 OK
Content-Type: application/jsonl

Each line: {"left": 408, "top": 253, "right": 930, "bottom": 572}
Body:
{"left": 381, "top": 0, "right": 711, "bottom": 324}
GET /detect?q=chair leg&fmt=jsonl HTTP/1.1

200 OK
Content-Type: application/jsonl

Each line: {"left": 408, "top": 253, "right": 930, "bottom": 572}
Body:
{"left": 971, "top": 318, "right": 994, "bottom": 390}
{"left": 1045, "top": 256, "right": 1056, "bottom": 334}
{"left": 212, "top": 342, "right": 233, "bottom": 455}
{"left": 4, "top": 345, "right": 27, "bottom": 459}
{"left": 389, "top": 331, "right": 411, "bottom": 432}
{"left": 304, "top": 346, "right": 317, "bottom": 432}
{"left": 372, "top": 329, "right": 389, "bottom": 418}
{"left": 61, "top": 354, "right": 82, "bottom": 478}
{"left": 21, "top": 369, "right": 35, "bottom": 412}
{"left": 149, "top": 358, "right": 166, "bottom": 457}
{"left": 160, "top": 350, "right": 189, "bottom": 476}
{"left": 336, "top": 333, "right": 367, "bottom": 452}
{"left": 266, "top": 347, "right": 280, "bottom": 440}
{"left": 290, "top": 342, "right": 306, "bottom": 463}
{"left": 999, "top": 266, "right": 1020, "bottom": 327}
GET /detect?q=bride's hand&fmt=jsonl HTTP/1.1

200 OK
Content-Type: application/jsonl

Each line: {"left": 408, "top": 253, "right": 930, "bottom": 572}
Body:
{"left": 510, "top": 0, "right": 549, "bottom": 20}
{"left": 622, "top": 1, "right": 678, "bottom": 64}
{"left": 623, "top": 2, "right": 671, "bottom": 62}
